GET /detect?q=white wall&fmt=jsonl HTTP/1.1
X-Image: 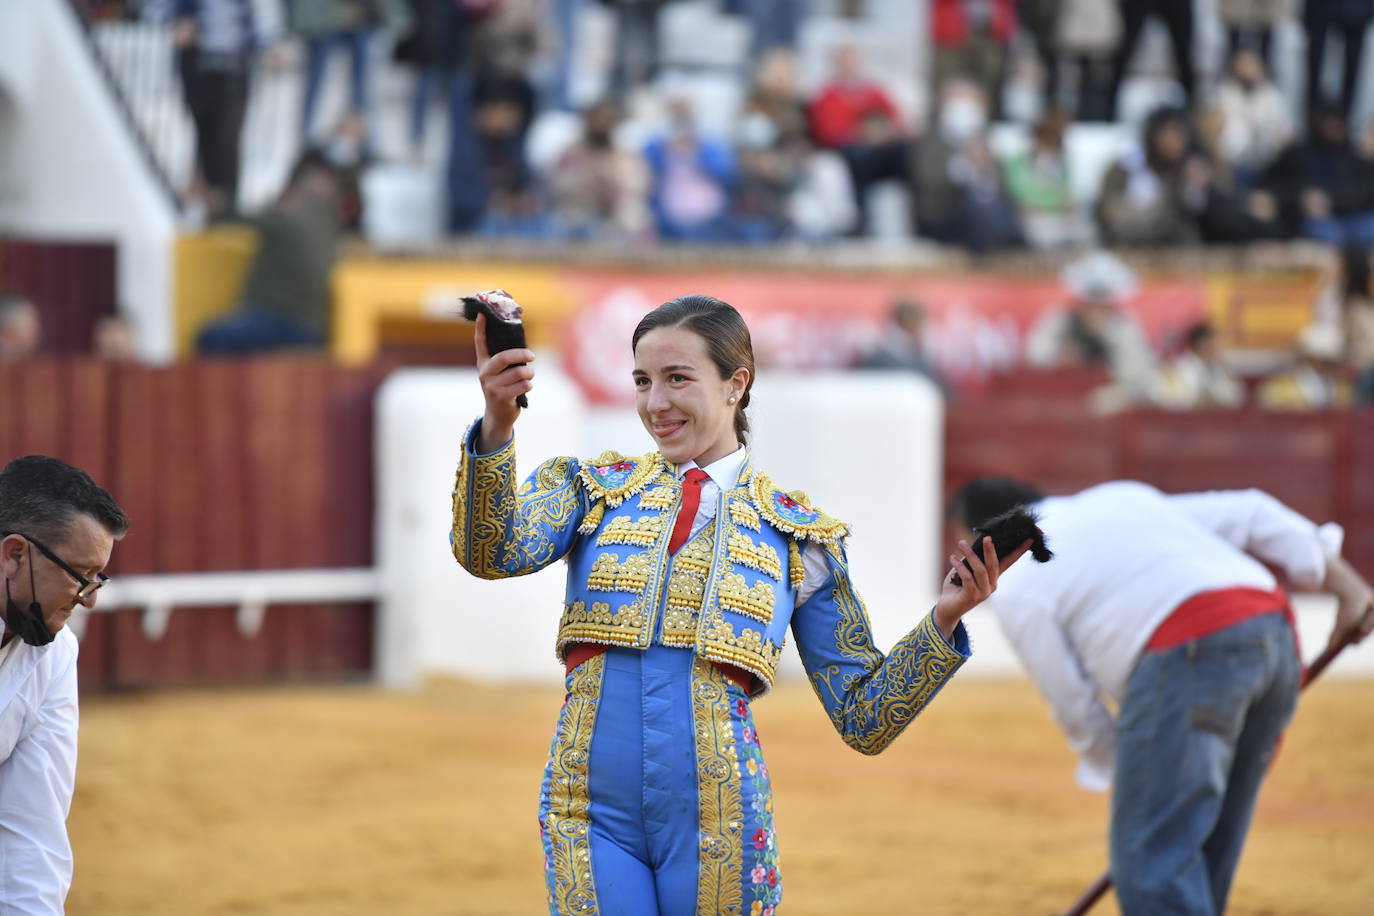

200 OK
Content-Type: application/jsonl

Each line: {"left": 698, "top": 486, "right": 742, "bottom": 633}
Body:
{"left": 0, "top": 0, "right": 176, "bottom": 362}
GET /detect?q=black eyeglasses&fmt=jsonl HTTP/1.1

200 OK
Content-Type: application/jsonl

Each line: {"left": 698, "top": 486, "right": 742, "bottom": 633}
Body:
{"left": 3, "top": 532, "right": 109, "bottom": 600}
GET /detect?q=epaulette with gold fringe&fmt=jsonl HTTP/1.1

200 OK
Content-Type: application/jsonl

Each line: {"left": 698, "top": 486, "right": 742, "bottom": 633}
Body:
{"left": 749, "top": 472, "right": 850, "bottom": 544}
{"left": 577, "top": 450, "right": 665, "bottom": 534}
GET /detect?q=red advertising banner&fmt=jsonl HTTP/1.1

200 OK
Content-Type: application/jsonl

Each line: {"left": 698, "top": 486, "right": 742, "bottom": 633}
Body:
{"left": 558, "top": 269, "right": 1209, "bottom": 404}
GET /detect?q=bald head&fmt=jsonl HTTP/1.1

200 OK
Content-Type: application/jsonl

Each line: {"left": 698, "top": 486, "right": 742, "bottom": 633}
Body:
{"left": 0, "top": 294, "right": 39, "bottom": 362}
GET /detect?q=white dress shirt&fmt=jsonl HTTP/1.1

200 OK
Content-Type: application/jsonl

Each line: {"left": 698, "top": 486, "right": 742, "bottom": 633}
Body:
{"left": 0, "top": 628, "right": 80, "bottom": 914}
{"left": 986, "top": 481, "right": 1341, "bottom": 791}
{"left": 676, "top": 450, "right": 829, "bottom": 606}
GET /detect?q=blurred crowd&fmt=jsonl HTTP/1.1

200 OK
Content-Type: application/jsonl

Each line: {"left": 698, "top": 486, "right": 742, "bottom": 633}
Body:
{"left": 87, "top": 0, "right": 1374, "bottom": 250}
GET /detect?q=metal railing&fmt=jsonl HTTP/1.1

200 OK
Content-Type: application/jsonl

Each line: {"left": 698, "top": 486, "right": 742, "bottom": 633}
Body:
{"left": 73, "top": 567, "right": 383, "bottom": 641}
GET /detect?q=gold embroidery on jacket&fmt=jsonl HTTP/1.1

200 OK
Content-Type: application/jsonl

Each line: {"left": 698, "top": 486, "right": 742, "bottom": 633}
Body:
{"left": 718, "top": 572, "right": 776, "bottom": 626}
{"left": 750, "top": 472, "right": 850, "bottom": 543}
{"left": 661, "top": 522, "right": 716, "bottom": 647}
{"left": 728, "top": 499, "right": 761, "bottom": 532}
{"left": 577, "top": 451, "right": 664, "bottom": 507}
{"left": 692, "top": 658, "right": 744, "bottom": 916}
{"left": 807, "top": 542, "right": 964, "bottom": 755}
{"left": 544, "top": 653, "right": 604, "bottom": 915}
{"left": 452, "top": 431, "right": 581, "bottom": 578}
{"left": 596, "top": 515, "right": 664, "bottom": 548}
{"left": 638, "top": 485, "right": 677, "bottom": 511}
{"left": 555, "top": 600, "right": 650, "bottom": 659}
{"left": 699, "top": 615, "right": 784, "bottom": 693}
{"left": 586, "top": 552, "right": 653, "bottom": 594}
{"left": 788, "top": 539, "right": 805, "bottom": 590}
{"left": 726, "top": 530, "right": 782, "bottom": 581}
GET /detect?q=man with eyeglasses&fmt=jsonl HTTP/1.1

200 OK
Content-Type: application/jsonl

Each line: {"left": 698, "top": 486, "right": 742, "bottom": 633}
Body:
{"left": 0, "top": 455, "right": 127, "bottom": 914}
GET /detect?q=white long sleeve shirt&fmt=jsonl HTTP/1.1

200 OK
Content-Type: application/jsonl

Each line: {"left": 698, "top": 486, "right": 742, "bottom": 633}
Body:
{"left": 0, "top": 628, "right": 80, "bottom": 915}
{"left": 985, "top": 481, "right": 1340, "bottom": 791}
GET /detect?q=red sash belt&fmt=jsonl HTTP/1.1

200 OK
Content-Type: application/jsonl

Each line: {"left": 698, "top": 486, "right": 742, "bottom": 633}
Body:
{"left": 564, "top": 642, "right": 755, "bottom": 695}
{"left": 1146, "top": 586, "right": 1295, "bottom": 651}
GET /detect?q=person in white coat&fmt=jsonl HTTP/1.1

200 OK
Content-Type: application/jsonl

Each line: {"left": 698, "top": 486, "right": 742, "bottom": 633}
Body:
{"left": 947, "top": 476, "right": 1374, "bottom": 916}
{"left": 0, "top": 456, "right": 128, "bottom": 915}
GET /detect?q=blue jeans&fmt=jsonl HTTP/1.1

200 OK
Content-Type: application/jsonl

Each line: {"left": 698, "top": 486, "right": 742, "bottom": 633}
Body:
{"left": 1111, "top": 612, "right": 1300, "bottom": 916}
{"left": 302, "top": 29, "right": 374, "bottom": 140}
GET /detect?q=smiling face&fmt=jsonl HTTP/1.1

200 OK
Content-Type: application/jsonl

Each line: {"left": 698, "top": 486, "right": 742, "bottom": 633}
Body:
{"left": 633, "top": 326, "right": 748, "bottom": 467}
{"left": 2, "top": 513, "right": 115, "bottom": 635}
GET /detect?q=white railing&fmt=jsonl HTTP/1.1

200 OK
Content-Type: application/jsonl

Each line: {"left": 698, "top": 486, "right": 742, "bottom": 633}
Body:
{"left": 75, "top": 568, "right": 381, "bottom": 641}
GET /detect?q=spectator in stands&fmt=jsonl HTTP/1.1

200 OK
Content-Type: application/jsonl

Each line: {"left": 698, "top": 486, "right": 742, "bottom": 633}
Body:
{"left": 287, "top": 0, "right": 410, "bottom": 147}
{"left": 929, "top": 0, "right": 1018, "bottom": 115}
{"left": 1151, "top": 320, "right": 1245, "bottom": 409}
{"left": 731, "top": 106, "right": 801, "bottom": 242}
{"left": 1191, "top": 104, "right": 1288, "bottom": 243}
{"left": 1096, "top": 106, "right": 1208, "bottom": 246}
{"left": 169, "top": 0, "right": 267, "bottom": 216}
{"left": 1002, "top": 109, "right": 1091, "bottom": 248}
{"left": 643, "top": 98, "right": 737, "bottom": 242}
{"left": 1259, "top": 103, "right": 1374, "bottom": 246}
{"left": 1107, "top": 0, "right": 1197, "bottom": 120}
{"left": 1021, "top": 0, "right": 1120, "bottom": 121}
{"left": 1025, "top": 250, "right": 1157, "bottom": 400}
{"left": 855, "top": 298, "right": 950, "bottom": 396}
{"left": 0, "top": 456, "right": 128, "bottom": 916}
{"left": 808, "top": 43, "right": 901, "bottom": 152}
{"left": 1211, "top": 47, "right": 1292, "bottom": 186}
{"left": 1346, "top": 290, "right": 1374, "bottom": 403}
{"left": 1304, "top": 0, "right": 1374, "bottom": 122}
{"left": 734, "top": 0, "right": 813, "bottom": 54}
{"left": 92, "top": 312, "right": 140, "bottom": 363}
{"left": 545, "top": 101, "right": 652, "bottom": 241}
{"left": 600, "top": 0, "right": 668, "bottom": 97}
{"left": 393, "top": 0, "right": 472, "bottom": 153}
{"left": 741, "top": 49, "right": 856, "bottom": 239}
{"left": 470, "top": 35, "right": 541, "bottom": 236}
{"left": 196, "top": 150, "right": 348, "bottom": 354}
{"left": 0, "top": 293, "right": 40, "bottom": 363}
{"left": 911, "top": 79, "right": 1023, "bottom": 252}
{"left": 807, "top": 44, "right": 908, "bottom": 234}
{"left": 1218, "top": 0, "right": 1291, "bottom": 69}
{"left": 1257, "top": 323, "right": 1354, "bottom": 409}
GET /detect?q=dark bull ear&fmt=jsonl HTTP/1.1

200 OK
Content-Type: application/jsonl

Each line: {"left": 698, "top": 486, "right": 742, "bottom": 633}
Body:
{"left": 950, "top": 506, "right": 1053, "bottom": 587}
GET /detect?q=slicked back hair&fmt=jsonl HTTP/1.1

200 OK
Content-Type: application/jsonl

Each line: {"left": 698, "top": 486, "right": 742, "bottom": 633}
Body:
{"left": 0, "top": 455, "right": 129, "bottom": 545}
{"left": 631, "top": 294, "right": 756, "bottom": 444}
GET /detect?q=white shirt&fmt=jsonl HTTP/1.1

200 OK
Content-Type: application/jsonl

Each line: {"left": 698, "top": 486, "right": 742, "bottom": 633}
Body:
{"left": 676, "top": 450, "right": 829, "bottom": 606}
{"left": 0, "top": 628, "right": 80, "bottom": 914}
{"left": 986, "top": 481, "right": 1340, "bottom": 791}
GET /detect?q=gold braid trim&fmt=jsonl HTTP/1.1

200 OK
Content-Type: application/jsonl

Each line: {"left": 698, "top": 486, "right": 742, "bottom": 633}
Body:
{"left": 638, "top": 485, "right": 677, "bottom": 511}
{"left": 576, "top": 500, "right": 605, "bottom": 535}
{"left": 718, "top": 572, "right": 776, "bottom": 626}
{"left": 595, "top": 515, "right": 664, "bottom": 548}
{"left": 728, "top": 498, "right": 761, "bottom": 532}
{"left": 698, "top": 617, "right": 785, "bottom": 695}
{"left": 750, "top": 472, "right": 850, "bottom": 543}
{"left": 545, "top": 653, "right": 604, "bottom": 915}
{"left": 577, "top": 451, "right": 665, "bottom": 508}
{"left": 585, "top": 552, "right": 653, "bottom": 594}
{"left": 555, "top": 601, "right": 649, "bottom": 661}
{"left": 788, "top": 540, "right": 804, "bottom": 590}
{"left": 692, "top": 658, "right": 745, "bottom": 916}
{"left": 726, "top": 530, "right": 783, "bottom": 582}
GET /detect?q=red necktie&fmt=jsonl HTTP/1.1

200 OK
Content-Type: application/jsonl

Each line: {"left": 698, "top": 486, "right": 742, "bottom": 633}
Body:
{"left": 667, "top": 468, "right": 710, "bottom": 556}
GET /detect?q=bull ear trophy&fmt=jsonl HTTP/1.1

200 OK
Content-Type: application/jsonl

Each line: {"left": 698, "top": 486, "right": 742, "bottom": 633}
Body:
{"left": 462, "top": 290, "right": 530, "bottom": 409}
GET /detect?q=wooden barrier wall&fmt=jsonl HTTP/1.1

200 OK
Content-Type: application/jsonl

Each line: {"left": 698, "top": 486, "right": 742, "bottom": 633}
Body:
{"left": 0, "top": 360, "right": 1369, "bottom": 691}
{"left": 0, "top": 358, "right": 387, "bottom": 690}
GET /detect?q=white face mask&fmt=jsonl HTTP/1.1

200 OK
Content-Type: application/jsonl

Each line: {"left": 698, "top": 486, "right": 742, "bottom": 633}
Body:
{"left": 738, "top": 112, "right": 779, "bottom": 150}
{"left": 939, "top": 98, "right": 986, "bottom": 145}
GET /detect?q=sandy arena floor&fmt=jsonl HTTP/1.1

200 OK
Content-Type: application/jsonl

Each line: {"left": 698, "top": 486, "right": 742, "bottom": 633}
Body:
{"left": 68, "top": 676, "right": 1372, "bottom": 915}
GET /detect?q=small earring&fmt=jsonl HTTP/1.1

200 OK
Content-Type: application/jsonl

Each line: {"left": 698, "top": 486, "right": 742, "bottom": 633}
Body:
{"left": 728, "top": 396, "right": 737, "bottom": 404}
